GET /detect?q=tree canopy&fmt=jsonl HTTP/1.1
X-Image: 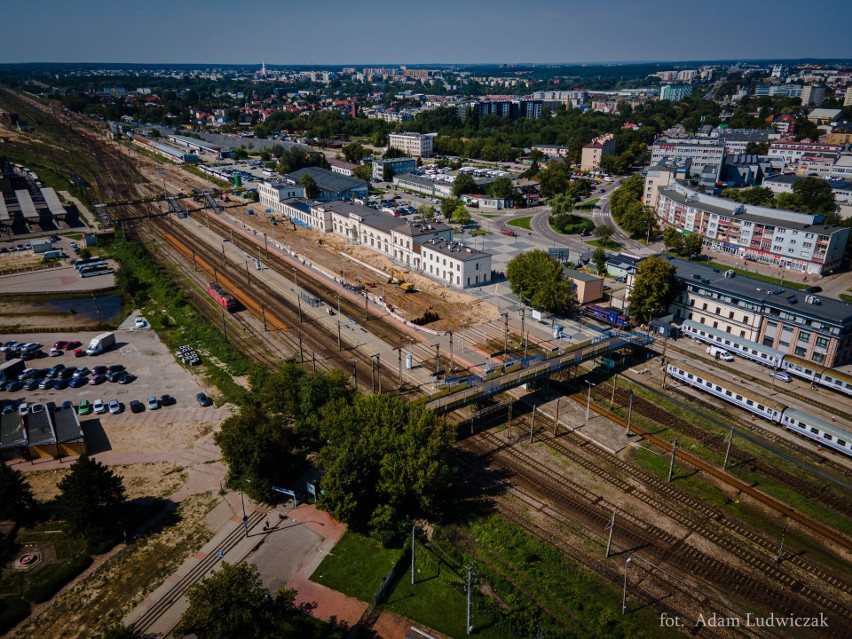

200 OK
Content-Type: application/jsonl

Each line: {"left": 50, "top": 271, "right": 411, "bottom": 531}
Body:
{"left": 342, "top": 143, "right": 369, "bottom": 164}
{"left": 721, "top": 178, "right": 837, "bottom": 222}
{"left": 317, "top": 394, "right": 457, "bottom": 546}
{"left": 452, "top": 174, "right": 479, "bottom": 198}
{"left": 627, "top": 256, "right": 679, "bottom": 323}
{"left": 609, "top": 174, "right": 657, "bottom": 237}
{"left": 592, "top": 247, "right": 607, "bottom": 275}
{"left": 506, "top": 250, "right": 576, "bottom": 315}
{"left": 56, "top": 456, "right": 126, "bottom": 547}
{"left": 177, "top": 563, "right": 335, "bottom": 639}
{"left": 441, "top": 197, "right": 461, "bottom": 219}
{"left": 487, "top": 176, "right": 516, "bottom": 200}
{"left": 663, "top": 228, "right": 704, "bottom": 260}
{"left": 450, "top": 204, "right": 471, "bottom": 225}
{"left": 298, "top": 174, "right": 320, "bottom": 199}
{"left": 0, "top": 462, "right": 36, "bottom": 525}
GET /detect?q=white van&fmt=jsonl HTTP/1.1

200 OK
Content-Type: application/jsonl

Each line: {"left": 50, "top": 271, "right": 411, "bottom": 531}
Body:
{"left": 707, "top": 346, "right": 734, "bottom": 361}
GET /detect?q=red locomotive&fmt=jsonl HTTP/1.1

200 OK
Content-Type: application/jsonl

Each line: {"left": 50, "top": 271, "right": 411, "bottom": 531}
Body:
{"left": 207, "top": 282, "right": 237, "bottom": 311}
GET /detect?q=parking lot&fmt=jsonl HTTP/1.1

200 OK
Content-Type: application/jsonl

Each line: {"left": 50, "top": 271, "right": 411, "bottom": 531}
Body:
{"left": 2, "top": 326, "right": 231, "bottom": 455}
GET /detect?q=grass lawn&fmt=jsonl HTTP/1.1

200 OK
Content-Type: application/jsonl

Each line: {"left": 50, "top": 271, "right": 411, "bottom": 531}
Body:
{"left": 383, "top": 543, "right": 513, "bottom": 639}
{"left": 480, "top": 214, "right": 498, "bottom": 219}
{"left": 506, "top": 216, "right": 533, "bottom": 231}
{"left": 585, "top": 239, "right": 621, "bottom": 250}
{"left": 311, "top": 532, "right": 401, "bottom": 602}
{"left": 575, "top": 198, "right": 599, "bottom": 210}
{"left": 703, "top": 261, "right": 809, "bottom": 290}
{"left": 840, "top": 293, "right": 852, "bottom": 304}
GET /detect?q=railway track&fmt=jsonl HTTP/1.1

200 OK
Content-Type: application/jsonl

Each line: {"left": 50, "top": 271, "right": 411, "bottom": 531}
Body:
{"left": 585, "top": 380, "right": 852, "bottom": 520}
{"left": 457, "top": 429, "right": 840, "bottom": 637}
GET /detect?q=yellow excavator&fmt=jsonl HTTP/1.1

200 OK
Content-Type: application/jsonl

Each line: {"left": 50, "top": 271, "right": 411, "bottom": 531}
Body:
{"left": 389, "top": 269, "right": 415, "bottom": 292}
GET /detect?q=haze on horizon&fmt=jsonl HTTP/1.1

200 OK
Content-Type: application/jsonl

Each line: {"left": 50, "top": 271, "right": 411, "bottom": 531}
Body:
{"left": 2, "top": 0, "right": 851, "bottom": 66}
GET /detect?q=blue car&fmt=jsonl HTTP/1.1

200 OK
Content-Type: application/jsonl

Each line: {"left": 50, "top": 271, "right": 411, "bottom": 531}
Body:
{"left": 69, "top": 377, "right": 89, "bottom": 388}
{"left": 23, "top": 379, "right": 40, "bottom": 391}
{"left": 4, "top": 380, "right": 24, "bottom": 392}
{"left": 53, "top": 378, "right": 69, "bottom": 390}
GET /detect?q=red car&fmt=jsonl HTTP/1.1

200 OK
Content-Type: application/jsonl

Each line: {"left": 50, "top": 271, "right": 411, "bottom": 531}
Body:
{"left": 64, "top": 341, "right": 81, "bottom": 350}
{"left": 53, "top": 340, "right": 68, "bottom": 350}
{"left": 74, "top": 348, "right": 85, "bottom": 358}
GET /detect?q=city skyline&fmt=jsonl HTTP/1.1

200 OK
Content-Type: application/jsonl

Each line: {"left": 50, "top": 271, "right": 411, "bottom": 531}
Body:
{"left": 2, "top": 0, "right": 851, "bottom": 65}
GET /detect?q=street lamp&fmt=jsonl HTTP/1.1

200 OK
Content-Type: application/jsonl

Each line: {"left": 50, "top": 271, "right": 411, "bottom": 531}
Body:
{"left": 585, "top": 380, "right": 595, "bottom": 421}
{"left": 622, "top": 556, "right": 632, "bottom": 615}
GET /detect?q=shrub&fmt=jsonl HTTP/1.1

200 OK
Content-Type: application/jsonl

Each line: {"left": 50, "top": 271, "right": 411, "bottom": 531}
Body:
{"left": 0, "top": 597, "right": 30, "bottom": 634}
{"left": 24, "top": 554, "right": 92, "bottom": 603}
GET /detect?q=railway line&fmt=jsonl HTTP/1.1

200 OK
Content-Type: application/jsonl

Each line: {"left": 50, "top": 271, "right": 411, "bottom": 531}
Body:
{"left": 457, "top": 428, "right": 841, "bottom": 637}
{"left": 584, "top": 379, "right": 852, "bottom": 519}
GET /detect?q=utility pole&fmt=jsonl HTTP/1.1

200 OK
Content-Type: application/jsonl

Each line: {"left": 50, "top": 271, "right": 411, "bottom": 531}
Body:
{"left": 775, "top": 526, "right": 787, "bottom": 563}
{"left": 337, "top": 321, "right": 342, "bottom": 351}
{"left": 529, "top": 405, "right": 536, "bottom": 443}
{"left": 622, "top": 557, "right": 632, "bottom": 615}
{"left": 520, "top": 307, "right": 525, "bottom": 337}
{"left": 411, "top": 524, "right": 417, "bottom": 585}
{"left": 668, "top": 439, "right": 677, "bottom": 481}
{"left": 261, "top": 303, "right": 267, "bottom": 331}
{"left": 434, "top": 344, "right": 440, "bottom": 374}
{"left": 524, "top": 331, "right": 529, "bottom": 359}
{"left": 625, "top": 388, "right": 634, "bottom": 437}
{"left": 393, "top": 346, "right": 403, "bottom": 388}
{"left": 605, "top": 511, "right": 616, "bottom": 558}
{"left": 298, "top": 332, "right": 304, "bottom": 363}
{"left": 465, "top": 563, "right": 475, "bottom": 635}
{"left": 611, "top": 374, "right": 617, "bottom": 408}
{"left": 263, "top": 232, "right": 268, "bottom": 259}
{"left": 502, "top": 312, "right": 509, "bottom": 356}
{"left": 448, "top": 331, "right": 454, "bottom": 373}
{"left": 222, "top": 309, "right": 228, "bottom": 341}
{"left": 724, "top": 427, "right": 734, "bottom": 470}
{"left": 364, "top": 294, "right": 369, "bottom": 321}
{"left": 585, "top": 381, "right": 595, "bottom": 421}
{"left": 312, "top": 351, "right": 316, "bottom": 373}
{"left": 352, "top": 360, "right": 357, "bottom": 389}
{"left": 554, "top": 398, "right": 560, "bottom": 435}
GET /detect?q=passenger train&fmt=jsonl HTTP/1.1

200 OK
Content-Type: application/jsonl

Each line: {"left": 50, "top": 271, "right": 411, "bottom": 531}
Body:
{"left": 206, "top": 282, "right": 237, "bottom": 311}
{"left": 666, "top": 361, "right": 852, "bottom": 458}
{"left": 680, "top": 319, "right": 852, "bottom": 398}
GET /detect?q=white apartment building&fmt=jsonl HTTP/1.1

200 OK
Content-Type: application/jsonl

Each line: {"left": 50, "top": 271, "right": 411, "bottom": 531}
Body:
{"left": 650, "top": 138, "right": 726, "bottom": 174}
{"left": 768, "top": 141, "right": 842, "bottom": 166}
{"left": 388, "top": 132, "right": 434, "bottom": 158}
{"left": 258, "top": 181, "right": 305, "bottom": 214}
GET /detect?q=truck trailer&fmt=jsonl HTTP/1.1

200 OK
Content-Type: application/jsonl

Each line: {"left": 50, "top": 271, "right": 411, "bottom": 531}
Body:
{"left": 0, "top": 358, "right": 26, "bottom": 383}
{"left": 86, "top": 332, "right": 116, "bottom": 356}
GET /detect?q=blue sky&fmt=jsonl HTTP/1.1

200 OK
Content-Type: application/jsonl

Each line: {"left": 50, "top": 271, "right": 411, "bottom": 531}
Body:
{"left": 1, "top": 0, "right": 850, "bottom": 65}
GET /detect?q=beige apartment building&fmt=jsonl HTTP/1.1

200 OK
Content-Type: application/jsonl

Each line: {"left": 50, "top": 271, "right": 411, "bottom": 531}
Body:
{"left": 388, "top": 132, "right": 434, "bottom": 158}
{"left": 580, "top": 134, "right": 616, "bottom": 172}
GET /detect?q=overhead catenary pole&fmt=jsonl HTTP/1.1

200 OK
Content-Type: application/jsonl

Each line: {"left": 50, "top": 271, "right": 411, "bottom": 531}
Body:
{"left": 626, "top": 388, "right": 634, "bottom": 437}
{"left": 554, "top": 397, "right": 560, "bottom": 435}
{"left": 622, "top": 557, "right": 632, "bottom": 615}
{"left": 352, "top": 360, "right": 357, "bottom": 389}
{"left": 668, "top": 439, "right": 677, "bottom": 481}
{"left": 465, "top": 563, "right": 475, "bottom": 635}
{"left": 411, "top": 524, "right": 417, "bottom": 585}
{"left": 448, "top": 331, "right": 454, "bottom": 372}
{"left": 605, "top": 511, "right": 616, "bottom": 558}
{"left": 529, "top": 405, "right": 536, "bottom": 443}
{"left": 775, "top": 526, "right": 788, "bottom": 563}
{"left": 611, "top": 374, "right": 617, "bottom": 407}
{"left": 724, "top": 426, "right": 734, "bottom": 470}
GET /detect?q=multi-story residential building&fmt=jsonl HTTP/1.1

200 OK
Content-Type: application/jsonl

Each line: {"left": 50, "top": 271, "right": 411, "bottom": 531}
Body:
{"left": 388, "top": 132, "right": 434, "bottom": 158}
{"left": 827, "top": 124, "right": 852, "bottom": 146}
{"left": 800, "top": 85, "right": 826, "bottom": 106}
{"left": 845, "top": 87, "right": 852, "bottom": 107}
{"left": 655, "top": 181, "right": 849, "bottom": 274}
{"left": 258, "top": 181, "right": 305, "bottom": 214}
{"left": 711, "top": 128, "right": 775, "bottom": 155}
{"left": 285, "top": 167, "right": 369, "bottom": 201}
{"left": 650, "top": 138, "right": 726, "bottom": 175}
{"left": 580, "top": 134, "right": 616, "bottom": 172}
{"left": 768, "top": 113, "right": 797, "bottom": 136}
{"left": 754, "top": 84, "right": 802, "bottom": 98}
{"left": 666, "top": 258, "right": 852, "bottom": 366}
{"left": 660, "top": 85, "right": 693, "bottom": 101}
{"left": 764, "top": 174, "right": 852, "bottom": 205}
{"left": 532, "top": 145, "right": 570, "bottom": 158}
{"left": 372, "top": 157, "right": 416, "bottom": 181}
{"left": 476, "top": 97, "right": 543, "bottom": 120}
{"left": 768, "top": 141, "right": 842, "bottom": 166}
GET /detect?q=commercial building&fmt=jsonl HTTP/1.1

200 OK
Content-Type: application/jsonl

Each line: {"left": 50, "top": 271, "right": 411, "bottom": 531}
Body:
{"left": 845, "top": 87, "right": 852, "bottom": 107}
{"left": 806, "top": 108, "right": 842, "bottom": 125}
{"left": 388, "top": 132, "right": 434, "bottom": 158}
{"left": 328, "top": 159, "right": 358, "bottom": 177}
{"left": 580, "top": 134, "right": 616, "bottom": 172}
{"left": 285, "top": 167, "right": 369, "bottom": 201}
{"left": 131, "top": 135, "right": 199, "bottom": 163}
{"left": 417, "top": 238, "right": 492, "bottom": 288}
{"left": 167, "top": 134, "right": 233, "bottom": 159}
{"left": 800, "top": 85, "right": 826, "bottom": 106}
{"left": 768, "top": 141, "right": 842, "bottom": 166}
{"left": 650, "top": 138, "right": 726, "bottom": 175}
{"left": 763, "top": 174, "right": 852, "bottom": 205}
{"left": 666, "top": 257, "right": 852, "bottom": 366}
{"left": 372, "top": 157, "right": 416, "bottom": 181}
{"left": 660, "top": 85, "right": 693, "bottom": 101}
{"left": 562, "top": 268, "right": 604, "bottom": 304}
{"left": 826, "top": 124, "right": 852, "bottom": 146}
{"left": 655, "top": 181, "right": 849, "bottom": 274}
{"left": 392, "top": 173, "right": 453, "bottom": 199}
{"left": 258, "top": 181, "right": 305, "bottom": 213}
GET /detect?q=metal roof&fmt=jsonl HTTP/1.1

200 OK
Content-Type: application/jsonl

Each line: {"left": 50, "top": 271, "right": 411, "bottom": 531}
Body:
{"left": 681, "top": 319, "right": 785, "bottom": 361}
{"left": 669, "top": 360, "right": 788, "bottom": 413}
{"left": 0, "top": 195, "right": 9, "bottom": 223}
{"left": 671, "top": 258, "right": 852, "bottom": 326}
{"left": 53, "top": 407, "right": 84, "bottom": 444}
{"left": 40, "top": 187, "right": 67, "bottom": 218}
{"left": 287, "top": 167, "right": 368, "bottom": 195}
{"left": 0, "top": 413, "right": 26, "bottom": 449}
{"left": 14, "top": 189, "right": 38, "bottom": 220}
{"left": 25, "top": 408, "right": 55, "bottom": 446}
{"left": 782, "top": 406, "right": 851, "bottom": 442}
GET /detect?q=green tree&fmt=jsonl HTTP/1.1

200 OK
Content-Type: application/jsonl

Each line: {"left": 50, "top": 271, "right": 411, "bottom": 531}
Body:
{"left": 440, "top": 197, "right": 461, "bottom": 219}
{"left": 745, "top": 141, "right": 769, "bottom": 155}
{"left": 681, "top": 233, "right": 705, "bottom": 260}
{"left": 79, "top": 247, "right": 92, "bottom": 260}
{"left": 342, "top": 142, "right": 368, "bottom": 163}
{"left": 662, "top": 227, "right": 683, "bottom": 253}
{"left": 352, "top": 164, "right": 372, "bottom": 182}
{"left": 177, "top": 563, "right": 317, "bottom": 639}
{"left": 720, "top": 186, "right": 775, "bottom": 206}
{"left": 487, "top": 176, "right": 515, "bottom": 200}
{"left": 792, "top": 176, "right": 837, "bottom": 218}
{"left": 593, "top": 224, "right": 615, "bottom": 245}
{"left": 0, "top": 462, "right": 36, "bottom": 524}
{"left": 609, "top": 174, "right": 644, "bottom": 222}
{"left": 549, "top": 193, "right": 574, "bottom": 216}
{"left": 506, "top": 250, "right": 576, "bottom": 315}
{"left": 98, "top": 623, "right": 143, "bottom": 639}
{"left": 450, "top": 204, "right": 471, "bottom": 225}
{"left": 317, "top": 395, "right": 457, "bottom": 545}
{"left": 452, "top": 173, "right": 479, "bottom": 198}
{"left": 627, "top": 256, "right": 678, "bottom": 324}
{"left": 382, "top": 164, "right": 394, "bottom": 182}
{"left": 592, "top": 247, "right": 607, "bottom": 275}
{"left": 56, "top": 456, "right": 126, "bottom": 546}
{"left": 299, "top": 174, "right": 320, "bottom": 199}
{"left": 537, "top": 163, "right": 570, "bottom": 199}
{"left": 416, "top": 204, "right": 436, "bottom": 220}
{"left": 566, "top": 179, "right": 593, "bottom": 201}
{"left": 383, "top": 146, "right": 405, "bottom": 159}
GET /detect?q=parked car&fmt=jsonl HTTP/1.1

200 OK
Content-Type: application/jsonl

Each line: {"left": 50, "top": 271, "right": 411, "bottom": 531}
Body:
{"left": 769, "top": 371, "right": 791, "bottom": 382}
{"left": 804, "top": 286, "right": 822, "bottom": 294}
{"left": 92, "top": 366, "right": 108, "bottom": 376}
{"left": 93, "top": 399, "right": 106, "bottom": 414}
{"left": 59, "top": 367, "right": 76, "bottom": 379}
{"left": 196, "top": 392, "right": 213, "bottom": 407}
{"left": 64, "top": 341, "right": 81, "bottom": 350}
{"left": 17, "top": 403, "right": 29, "bottom": 416}
{"left": 117, "top": 373, "right": 136, "bottom": 385}
{"left": 23, "top": 379, "right": 39, "bottom": 391}
{"left": 108, "top": 399, "right": 122, "bottom": 414}
{"left": 0, "top": 341, "right": 21, "bottom": 352}
{"left": 107, "top": 364, "right": 125, "bottom": 373}
{"left": 89, "top": 375, "right": 107, "bottom": 385}
{"left": 107, "top": 370, "right": 124, "bottom": 383}
{"left": 38, "top": 378, "right": 54, "bottom": 390}
{"left": 4, "top": 380, "right": 24, "bottom": 392}
{"left": 135, "top": 317, "right": 147, "bottom": 328}
{"left": 78, "top": 399, "right": 91, "bottom": 415}
{"left": 49, "top": 348, "right": 63, "bottom": 357}
{"left": 147, "top": 396, "right": 160, "bottom": 410}
{"left": 160, "top": 394, "right": 176, "bottom": 406}
{"left": 73, "top": 367, "right": 90, "bottom": 378}
{"left": 53, "top": 341, "right": 68, "bottom": 350}
{"left": 53, "top": 379, "right": 69, "bottom": 390}
{"left": 29, "top": 403, "right": 45, "bottom": 415}
{"left": 129, "top": 399, "right": 144, "bottom": 413}
{"left": 69, "top": 377, "right": 88, "bottom": 388}
{"left": 61, "top": 400, "right": 73, "bottom": 411}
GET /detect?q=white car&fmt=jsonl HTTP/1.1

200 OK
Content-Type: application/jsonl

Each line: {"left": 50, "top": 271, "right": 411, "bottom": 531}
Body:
{"left": 108, "top": 399, "right": 122, "bottom": 414}
{"left": 93, "top": 399, "right": 106, "bottom": 414}
{"left": 147, "top": 396, "right": 160, "bottom": 410}
{"left": 29, "top": 403, "right": 46, "bottom": 415}
{"left": 17, "top": 403, "right": 29, "bottom": 416}
{"left": 135, "top": 317, "right": 147, "bottom": 329}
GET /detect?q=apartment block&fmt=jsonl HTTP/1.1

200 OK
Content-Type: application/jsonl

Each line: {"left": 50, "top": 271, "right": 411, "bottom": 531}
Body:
{"left": 580, "top": 134, "right": 616, "bottom": 172}
{"left": 388, "top": 132, "right": 434, "bottom": 158}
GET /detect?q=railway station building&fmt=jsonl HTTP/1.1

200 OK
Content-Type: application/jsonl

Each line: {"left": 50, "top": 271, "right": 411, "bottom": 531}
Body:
{"left": 664, "top": 258, "right": 852, "bottom": 367}
{"left": 284, "top": 167, "right": 369, "bottom": 201}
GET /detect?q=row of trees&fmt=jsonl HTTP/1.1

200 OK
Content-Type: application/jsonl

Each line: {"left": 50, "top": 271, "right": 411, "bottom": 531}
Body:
{"left": 609, "top": 174, "right": 658, "bottom": 238}
{"left": 215, "top": 362, "right": 457, "bottom": 546}
{"left": 663, "top": 228, "right": 705, "bottom": 260}
{"left": 506, "top": 250, "right": 576, "bottom": 315}
{"left": 720, "top": 177, "right": 838, "bottom": 222}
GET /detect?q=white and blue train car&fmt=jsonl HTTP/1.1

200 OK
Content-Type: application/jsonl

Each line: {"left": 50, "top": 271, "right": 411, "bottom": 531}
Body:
{"left": 680, "top": 320, "right": 784, "bottom": 368}
{"left": 778, "top": 407, "right": 852, "bottom": 457}
{"left": 780, "top": 354, "right": 852, "bottom": 398}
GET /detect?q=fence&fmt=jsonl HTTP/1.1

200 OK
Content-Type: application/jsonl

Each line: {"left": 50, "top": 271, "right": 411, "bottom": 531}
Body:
{"left": 0, "top": 261, "right": 65, "bottom": 277}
